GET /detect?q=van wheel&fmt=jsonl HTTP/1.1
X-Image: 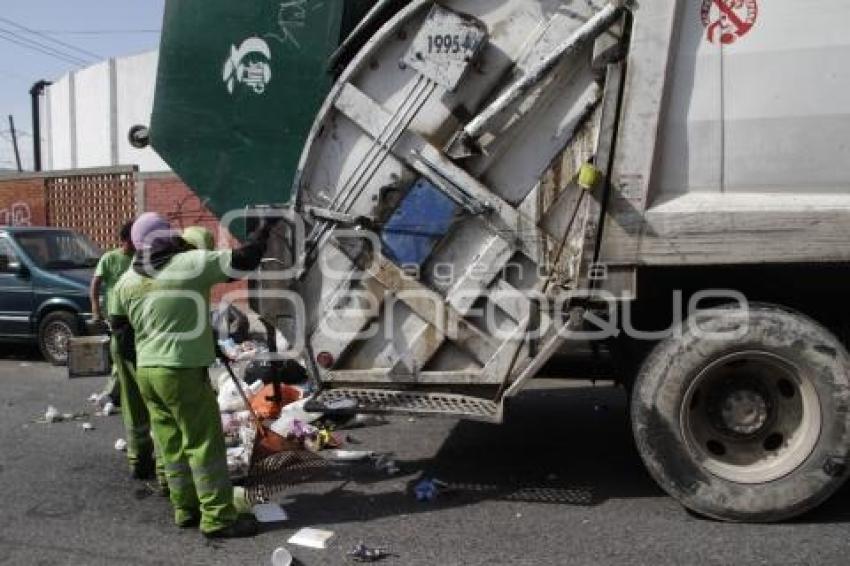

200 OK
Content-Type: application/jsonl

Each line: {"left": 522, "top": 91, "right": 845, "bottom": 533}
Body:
{"left": 631, "top": 304, "right": 850, "bottom": 522}
{"left": 38, "top": 311, "right": 81, "bottom": 366}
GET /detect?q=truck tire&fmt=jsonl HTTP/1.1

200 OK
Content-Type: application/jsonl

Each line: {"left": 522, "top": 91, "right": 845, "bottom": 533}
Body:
{"left": 631, "top": 303, "right": 850, "bottom": 522}
{"left": 38, "top": 311, "right": 81, "bottom": 366}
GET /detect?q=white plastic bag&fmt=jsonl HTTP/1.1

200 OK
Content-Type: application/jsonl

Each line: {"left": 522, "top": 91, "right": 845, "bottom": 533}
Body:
{"left": 217, "top": 377, "right": 251, "bottom": 413}
{"left": 269, "top": 398, "right": 322, "bottom": 436}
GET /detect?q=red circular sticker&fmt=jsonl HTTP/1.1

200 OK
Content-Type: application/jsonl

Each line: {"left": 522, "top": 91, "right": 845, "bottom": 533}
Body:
{"left": 701, "top": 0, "right": 758, "bottom": 45}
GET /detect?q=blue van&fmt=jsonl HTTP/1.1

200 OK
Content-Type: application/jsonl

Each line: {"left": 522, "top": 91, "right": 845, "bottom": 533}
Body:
{"left": 0, "top": 227, "right": 100, "bottom": 364}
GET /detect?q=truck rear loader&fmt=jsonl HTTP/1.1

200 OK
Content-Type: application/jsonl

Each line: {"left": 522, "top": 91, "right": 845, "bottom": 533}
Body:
{"left": 149, "top": 0, "right": 850, "bottom": 522}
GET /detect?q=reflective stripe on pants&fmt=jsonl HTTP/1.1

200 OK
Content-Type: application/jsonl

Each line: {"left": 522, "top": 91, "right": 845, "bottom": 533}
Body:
{"left": 136, "top": 366, "right": 237, "bottom": 533}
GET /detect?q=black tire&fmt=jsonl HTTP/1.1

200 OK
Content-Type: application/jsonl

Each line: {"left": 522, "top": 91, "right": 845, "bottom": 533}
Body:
{"left": 631, "top": 303, "right": 850, "bottom": 522}
{"left": 38, "top": 311, "right": 81, "bottom": 366}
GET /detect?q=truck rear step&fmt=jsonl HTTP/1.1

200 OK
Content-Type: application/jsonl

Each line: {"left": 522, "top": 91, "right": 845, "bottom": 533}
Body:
{"left": 306, "top": 388, "right": 502, "bottom": 422}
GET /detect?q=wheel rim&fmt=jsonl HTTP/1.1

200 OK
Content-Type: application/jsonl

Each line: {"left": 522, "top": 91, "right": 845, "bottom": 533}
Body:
{"left": 44, "top": 321, "right": 72, "bottom": 362}
{"left": 680, "top": 350, "right": 822, "bottom": 484}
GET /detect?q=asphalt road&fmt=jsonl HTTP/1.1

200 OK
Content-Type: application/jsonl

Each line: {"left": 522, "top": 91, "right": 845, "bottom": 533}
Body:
{"left": 1, "top": 347, "right": 849, "bottom": 566}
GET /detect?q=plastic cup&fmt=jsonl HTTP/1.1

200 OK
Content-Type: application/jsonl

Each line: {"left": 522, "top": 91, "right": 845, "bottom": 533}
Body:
{"left": 271, "top": 547, "right": 293, "bottom": 566}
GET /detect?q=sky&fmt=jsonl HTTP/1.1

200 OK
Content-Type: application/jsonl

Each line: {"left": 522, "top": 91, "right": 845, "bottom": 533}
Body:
{"left": 0, "top": 0, "right": 165, "bottom": 170}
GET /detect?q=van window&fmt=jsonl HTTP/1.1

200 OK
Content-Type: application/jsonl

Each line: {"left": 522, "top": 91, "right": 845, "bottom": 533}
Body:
{"left": 13, "top": 231, "right": 101, "bottom": 270}
{"left": 0, "top": 237, "right": 19, "bottom": 273}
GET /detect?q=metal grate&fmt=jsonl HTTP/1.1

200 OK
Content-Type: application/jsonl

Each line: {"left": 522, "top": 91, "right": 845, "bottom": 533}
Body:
{"left": 310, "top": 388, "right": 502, "bottom": 421}
{"left": 244, "top": 450, "right": 329, "bottom": 503}
{"left": 45, "top": 167, "right": 137, "bottom": 250}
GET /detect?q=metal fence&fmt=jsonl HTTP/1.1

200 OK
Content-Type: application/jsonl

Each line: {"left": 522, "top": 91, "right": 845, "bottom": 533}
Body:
{"left": 45, "top": 166, "right": 138, "bottom": 250}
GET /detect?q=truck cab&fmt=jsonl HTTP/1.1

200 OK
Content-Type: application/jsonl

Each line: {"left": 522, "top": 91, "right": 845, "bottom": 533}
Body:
{"left": 0, "top": 227, "right": 99, "bottom": 364}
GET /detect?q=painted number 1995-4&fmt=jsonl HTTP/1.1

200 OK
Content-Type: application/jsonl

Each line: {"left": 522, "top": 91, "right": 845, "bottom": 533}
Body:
{"left": 427, "top": 33, "right": 478, "bottom": 55}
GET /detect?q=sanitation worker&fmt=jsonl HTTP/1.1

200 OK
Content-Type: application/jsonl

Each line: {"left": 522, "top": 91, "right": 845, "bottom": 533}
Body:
{"left": 113, "top": 212, "right": 276, "bottom": 538}
{"left": 90, "top": 221, "right": 134, "bottom": 406}
{"left": 91, "top": 221, "right": 164, "bottom": 482}
{"left": 181, "top": 225, "right": 215, "bottom": 252}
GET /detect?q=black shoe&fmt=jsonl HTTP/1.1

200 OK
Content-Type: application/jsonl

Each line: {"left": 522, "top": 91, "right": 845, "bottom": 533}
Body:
{"left": 202, "top": 516, "right": 258, "bottom": 539}
{"left": 178, "top": 514, "right": 201, "bottom": 529}
{"left": 130, "top": 458, "right": 156, "bottom": 480}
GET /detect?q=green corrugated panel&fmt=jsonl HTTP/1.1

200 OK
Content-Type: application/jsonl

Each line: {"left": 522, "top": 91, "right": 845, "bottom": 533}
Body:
{"left": 150, "top": 0, "right": 375, "bottom": 226}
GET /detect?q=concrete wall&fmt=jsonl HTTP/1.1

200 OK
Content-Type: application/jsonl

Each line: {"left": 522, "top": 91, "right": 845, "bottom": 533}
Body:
{"left": 117, "top": 52, "right": 166, "bottom": 171}
{"left": 74, "top": 61, "right": 112, "bottom": 169}
{"left": 46, "top": 76, "right": 73, "bottom": 171}
{"left": 45, "top": 50, "right": 169, "bottom": 172}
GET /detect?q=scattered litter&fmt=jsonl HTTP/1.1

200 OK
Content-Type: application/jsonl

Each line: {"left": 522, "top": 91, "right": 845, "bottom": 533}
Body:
{"left": 288, "top": 527, "right": 335, "bottom": 549}
{"left": 62, "top": 413, "right": 74, "bottom": 421}
{"left": 372, "top": 454, "right": 399, "bottom": 476}
{"left": 45, "top": 406, "right": 60, "bottom": 423}
{"left": 19, "top": 362, "right": 32, "bottom": 368}
{"left": 327, "top": 450, "right": 374, "bottom": 462}
{"left": 81, "top": 422, "right": 95, "bottom": 431}
{"left": 88, "top": 393, "right": 112, "bottom": 409}
{"left": 271, "top": 547, "right": 293, "bottom": 566}
{"left": 101, "top": 402, "right": 116, "bottom": 416}
{"left": 268, "top": 398, "right": 322, "bottom": 433}
{"left": 414, "top": 479, "right": 438, "bottom": 502}
{"left": 221, "top": 411, "right": 252, "bottom": 435}
{"left": 407, "top": 417, "right": 416, "bottom": 423}
{"left": 114, "top": 438, "right": 127, "bottom": 451}
{"left": 251, "top": 503, "right": 288, "bottom": 523}
{"left": 348, "top": 542, "right": 392, "bottom": 562}
{"left": 342, "top": 414, "right": 389, "bottom": 429}
{"left": 251, "top": 384, "right": 304, "bottom": 419}
{"left": 226, "top": 446, "right": 251, "bottom": 476}
{"left": 248, "top": 379, "right": 264, "bottom": 396}
{"left": 414, "top": 478, "right": 449, "bottom": 502}
{"left": 325, "top": 398, "right": 357, "bottom": 411}
{"left": 217, "top": 377, "right": 252, "bottom": 412}
{"left": 515, "top": 512, "right": 523, "bottom": 519}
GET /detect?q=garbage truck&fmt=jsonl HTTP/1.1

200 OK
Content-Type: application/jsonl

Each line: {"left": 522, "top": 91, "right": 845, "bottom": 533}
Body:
{"left": 148, "top": 0, "right": 850, "bottom": 523}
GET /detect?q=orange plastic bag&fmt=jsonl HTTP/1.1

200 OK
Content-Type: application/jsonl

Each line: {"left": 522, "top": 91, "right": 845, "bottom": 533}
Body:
{"left": 250, "top": 384, "right": 303, "bottom": 420}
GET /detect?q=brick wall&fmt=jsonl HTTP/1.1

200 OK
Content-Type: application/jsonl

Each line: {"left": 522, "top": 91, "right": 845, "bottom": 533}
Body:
{"left": 0, "top": 171, "right": 246, "bottom": 308}
{"left": 141, "top": 175, "right": 248, "bottom": 305}
{"left": 0, "top": 177, "right": 47, "bottom": 227}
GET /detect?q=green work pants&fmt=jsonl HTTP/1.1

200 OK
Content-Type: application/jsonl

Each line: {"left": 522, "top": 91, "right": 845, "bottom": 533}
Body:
{"left": 101, "top": 356, "right": 120, "bottom": 402}
{"left": 111, "top": 337, "right": 165, "bottom": 484}
{"left": 136, "top": 366, "right": 237, "bottom": 533}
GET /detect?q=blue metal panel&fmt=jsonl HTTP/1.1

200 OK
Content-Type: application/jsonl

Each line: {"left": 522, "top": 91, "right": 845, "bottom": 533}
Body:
{"left": 381, "top": 179, "right": 458, "bottom": 267}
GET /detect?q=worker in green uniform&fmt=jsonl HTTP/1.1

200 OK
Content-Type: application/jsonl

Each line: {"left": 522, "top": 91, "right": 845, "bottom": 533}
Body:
{"left": 90, "top": 222, "right": 134, "bottom": 404}
{"left": 113, "top": 213, "right": 276, "bottom": 538}
{"left": 91, "top": 222, "right": 163, "bottom": 482}
{"left": 182, "top": 226, "right": 215, "bottom": 252}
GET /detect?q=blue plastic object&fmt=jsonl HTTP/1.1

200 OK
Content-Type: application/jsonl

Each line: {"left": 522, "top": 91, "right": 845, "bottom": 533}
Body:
{"left": 381, "top": 179, "right": 458, "bottom": 267}
{"left": 414, "top": 479, "right": 439, "bottom": 502}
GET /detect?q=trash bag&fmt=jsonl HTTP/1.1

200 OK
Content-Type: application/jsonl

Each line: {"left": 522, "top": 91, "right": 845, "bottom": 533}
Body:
{"left": 218, "top": 377, "right": 252, "bottom": 413}
{"left": 250, "top": 383, "right": 304, "bottom": 420}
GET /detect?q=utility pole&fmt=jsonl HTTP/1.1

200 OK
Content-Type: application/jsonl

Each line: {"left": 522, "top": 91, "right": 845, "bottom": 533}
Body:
{"left": 8, "top": 115, "right": 22, "bottom": 172}
{"left": 30, "top": 80, "right": 51, "bottom": 172}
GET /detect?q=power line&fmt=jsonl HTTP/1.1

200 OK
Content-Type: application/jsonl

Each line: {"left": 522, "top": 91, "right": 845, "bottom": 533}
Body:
{"left": 35, "top": 29, "right": 161, "bottom": 36}
{"left": 0, "top": 29, "right": 90, "bottom": 66}
{"left": 0, "top": 16, "right": 102, "bottom": 61}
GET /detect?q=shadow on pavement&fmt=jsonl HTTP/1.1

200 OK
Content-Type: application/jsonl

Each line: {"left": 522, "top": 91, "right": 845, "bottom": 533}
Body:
{"left": 268, "top": 384, "right": 850, "bottom": 527}
{"left": 0, "top": 342, "right": 43, "bottom": 362}
{"left": 278, "top": 386, "right": 665, "bottom": 527}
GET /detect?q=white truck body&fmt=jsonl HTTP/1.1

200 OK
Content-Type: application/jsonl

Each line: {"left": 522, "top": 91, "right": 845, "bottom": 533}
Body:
{"left": 263, "top": 0, "right": 849, "bottom": 411}
{"left": 249, "top": 0, "right": 850, "bottom": 522}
